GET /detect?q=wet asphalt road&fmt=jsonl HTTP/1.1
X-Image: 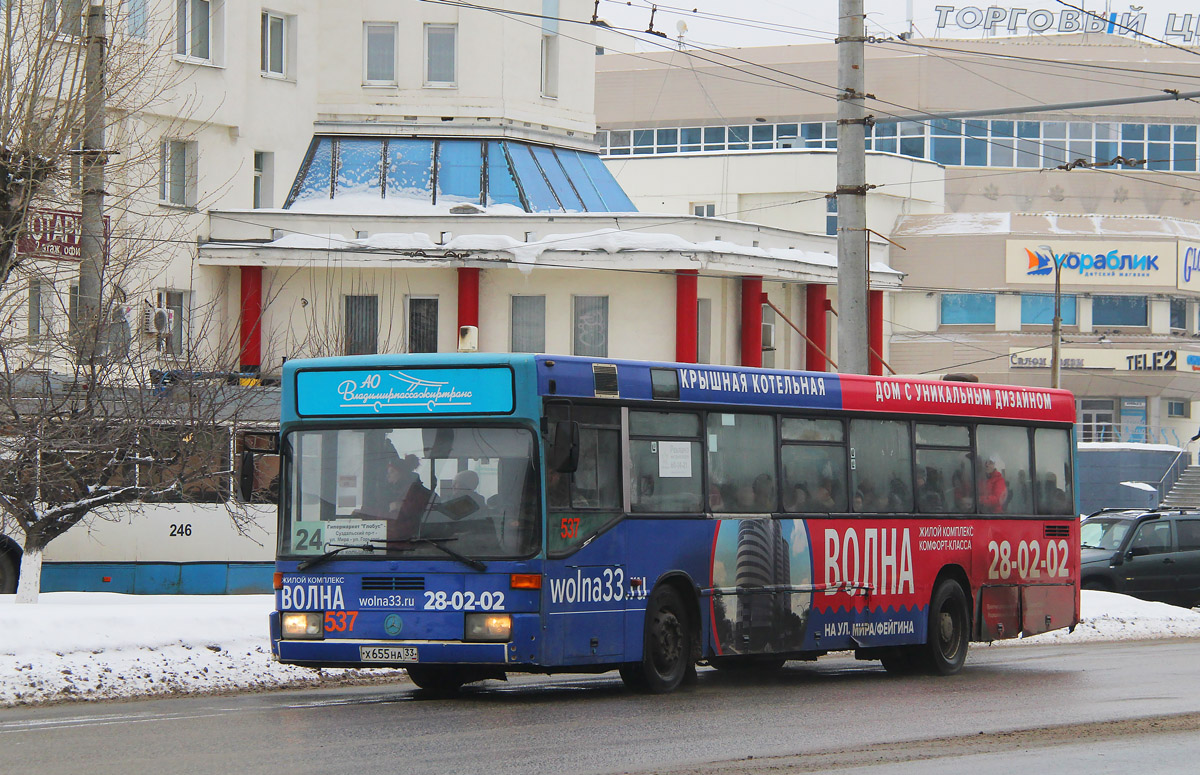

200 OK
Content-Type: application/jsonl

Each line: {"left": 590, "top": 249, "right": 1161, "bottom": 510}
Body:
{"left": 3, "top": 639, "right": 1200, "bottom": 775}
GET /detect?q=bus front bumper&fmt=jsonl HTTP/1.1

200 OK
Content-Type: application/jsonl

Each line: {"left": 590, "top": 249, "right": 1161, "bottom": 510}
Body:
{"left": 276, "top": 638, "right": 515, "bottom": 668}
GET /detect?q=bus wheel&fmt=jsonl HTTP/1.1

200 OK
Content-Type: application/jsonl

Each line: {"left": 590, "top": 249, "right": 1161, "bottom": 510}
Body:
{"left": 405, "top": 665, "right": 466, "bottom": 695}
{"left": 921, "top": 579, "right": 969, "bottom": 675}
{"left": 0, "top": 550, "right": 17, "bottom": 594}
{"left": 622, "top": 585, "right": 692, "bottom": 694}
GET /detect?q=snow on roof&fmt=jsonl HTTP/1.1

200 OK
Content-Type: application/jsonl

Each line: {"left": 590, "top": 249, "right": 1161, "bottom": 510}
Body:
{"left": 894, "top": 211, "right": 1200, "bottom": 239}
{"left": 0, "top": 590, "right": 1196, "bottom": 705}
{"left": 256, "top": 226, "right": 866, "bottom": 271}
{"left": 892, "top": 212, "right": 1012, "bottom": 236}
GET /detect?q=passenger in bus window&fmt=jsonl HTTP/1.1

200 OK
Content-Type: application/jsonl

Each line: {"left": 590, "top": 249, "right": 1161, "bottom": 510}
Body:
{"left": 386, "top": 454, "right": 421, "bottom": 514}
{"left": 951, "top": 469, "right": 974, "bottom": 511}
{"left": 813, "top": 480, "right": 837, "bottom": 510}
{"left": 444, "top": 470, "right": 486, "bottom": 513}
{"left": 786, "top": 483, "right": 809, "bottom": 512}
{"left": 916, "top": 467, "right": 944, "bottom": 512}
{"left": 752, "top": 474, "right": 774, "bottom": 511}
{"left": 978, "top": 456, "right": 1007, "bottom": 513}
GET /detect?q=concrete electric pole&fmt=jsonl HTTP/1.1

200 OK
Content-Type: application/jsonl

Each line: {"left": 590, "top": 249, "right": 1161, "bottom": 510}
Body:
{"left": 836, "top": 0, "right": 869, "bottom": 374}
{"left": 78, "top": 0, "right": 107, "bottom": 363}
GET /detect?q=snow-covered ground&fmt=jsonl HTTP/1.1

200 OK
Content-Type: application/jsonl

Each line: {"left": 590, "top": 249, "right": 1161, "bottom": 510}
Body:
{"left": 1, "top": 590, "right": 1198, "bottom": 707}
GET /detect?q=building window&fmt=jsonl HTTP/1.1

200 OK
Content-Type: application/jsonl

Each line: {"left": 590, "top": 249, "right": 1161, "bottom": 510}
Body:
{"left": 344, "top": 295, "right": 378, "bottom": 355}
{"left": 160, "top": 140, "right": 196, "bottom": 206}
{"left": 692, "top": 202, "right": 715, "bottom": 217}
{"left": 424, "top": 24, "right": 457, "bottom": 86}
{"left": 157, "top": 290, "right": 188, "bottom": 355}
{"left": 47, "top": 0, "right": 84, "bottom": 37}
{"left": 260, "top": 11, "right": 286, "bottom": 77}
{"left": 408, "top": 297, "right": 439, "bottom": 353}
{"left": 1092, "top": 295, "right": 1148, "bottom": 327}
{"left": 253, "top": 151, "right": 273, "bottom": 208}
{"left": 825, "top": 196, "right": 837, "bottom": 236}
{"left": 540, "top": 34, "right": 559, "bottom": 98}
{"left": 177, "top": 0, "right": 212, "bottom": 60}
{"left": 127, "top": 0, "right": 148, "bottom": 38}
{"left": 1021, "top": 293, "right": 1077, "bottom": 326}
{"left": 363, "top": 23, "right": 397, "bottom": 84}
{"left": 940, "top": 293, "right": 995, "bottom": 326}
{"left": 1168, "top": 399, "right": 1190, "bottom": 419}
{"left": 573, "top": 296, "right": 608, "bottom": 356}
{"left": 511, "top": 295, "right": 545, "bottom": 353}
{"left": 28, "top": 280, "right": 44, "bottom": 343}
{"left": 1171, "top": 298, "right": 1187, "bottom": 331}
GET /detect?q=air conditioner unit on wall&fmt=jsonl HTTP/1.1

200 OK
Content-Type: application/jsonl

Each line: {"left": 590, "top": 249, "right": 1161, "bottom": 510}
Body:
{"left": 143, "top": 307, "right": 174, "bottom": 336}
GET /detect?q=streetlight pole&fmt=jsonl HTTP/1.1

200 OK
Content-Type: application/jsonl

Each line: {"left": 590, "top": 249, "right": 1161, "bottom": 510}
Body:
{"left": 1050, "top": 254, "right": 1064, "bottom": 389}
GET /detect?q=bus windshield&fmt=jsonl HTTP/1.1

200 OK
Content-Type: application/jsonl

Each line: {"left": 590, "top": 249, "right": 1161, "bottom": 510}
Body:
{"left": 281, "top": 425, "right": 539, "bottom": 560}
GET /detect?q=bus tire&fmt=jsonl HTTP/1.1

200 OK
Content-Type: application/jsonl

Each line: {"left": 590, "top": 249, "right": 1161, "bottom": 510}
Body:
{"left": 0, "top": 548, "right": 17, "bottom": 594}
{"left": 405, "top": 665, "right": 466, "bottom": 695}
{"left": 621, "top": 584, "right": 692, "bottom": 694}
{"left": 920, "top": 579, "right": 970, "bottom": 676}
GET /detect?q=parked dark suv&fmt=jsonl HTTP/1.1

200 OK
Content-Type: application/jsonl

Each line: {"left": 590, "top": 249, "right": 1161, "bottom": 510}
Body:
{"left": 1080, "top": 509, "right": 1200, "bottom": 608}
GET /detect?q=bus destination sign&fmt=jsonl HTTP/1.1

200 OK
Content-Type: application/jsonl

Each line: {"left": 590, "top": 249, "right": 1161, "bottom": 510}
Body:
{"left": 295, "top": 366, "right": 514, "bottom": 416}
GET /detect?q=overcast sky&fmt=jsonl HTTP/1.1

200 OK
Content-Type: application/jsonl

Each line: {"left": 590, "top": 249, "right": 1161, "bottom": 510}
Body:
{"left": 595, "top": 1, "right": 1200, "bottom": 51}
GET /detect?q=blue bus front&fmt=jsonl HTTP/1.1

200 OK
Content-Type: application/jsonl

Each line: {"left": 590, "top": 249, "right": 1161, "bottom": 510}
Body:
{"left": 270, "top": 355, "right": 549, "bottom": 678}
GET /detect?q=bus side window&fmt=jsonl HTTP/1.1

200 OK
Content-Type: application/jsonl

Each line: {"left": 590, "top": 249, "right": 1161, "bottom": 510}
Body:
{"left": 547, "top": 407, "right": 623, "bottom": 557}
{"left": 1033, "top": 428, "right": 1073, "bottom": 515}
{"left": 707, "top": 413, "right": 776, "bottom": 513}
{"left": 913, "top": 423, "right": 971, "bottom": 514}
{"left": 780, "top": 417, "right": 846, "bottom": 513}
{"left": 629, "top": 411, "right": 703, "bottom": 514}
{"left": 849, "top": 419, "right": 912, "bottom": 513}
{"left": 976, "top": 425, "right": 1033, "bottom": 515}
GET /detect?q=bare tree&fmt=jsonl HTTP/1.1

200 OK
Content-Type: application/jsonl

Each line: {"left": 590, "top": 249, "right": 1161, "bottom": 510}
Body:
{"left": 0, "top": 2, "right": 268, "bottom": 602}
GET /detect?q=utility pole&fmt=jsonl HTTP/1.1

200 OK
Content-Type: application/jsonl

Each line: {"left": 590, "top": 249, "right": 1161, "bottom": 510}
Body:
{"left": 78, "top": 0, "right": 107, "bottom": 363}
{"left": 1051, "top": 254, "right": 1064, "bottom": 389}
{"left": 836, "top": 0, "right": 869, "bottom": 374}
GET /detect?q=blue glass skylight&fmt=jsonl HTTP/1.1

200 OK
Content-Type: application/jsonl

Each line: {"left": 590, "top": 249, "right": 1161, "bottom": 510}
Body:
{"left": 285, "top": 137, "right": 636, "bottom": 213}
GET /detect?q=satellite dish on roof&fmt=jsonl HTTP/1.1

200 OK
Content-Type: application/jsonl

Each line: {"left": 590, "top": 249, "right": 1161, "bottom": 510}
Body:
{"left": 676, "top": 20, "right": 688, "bottom": 35}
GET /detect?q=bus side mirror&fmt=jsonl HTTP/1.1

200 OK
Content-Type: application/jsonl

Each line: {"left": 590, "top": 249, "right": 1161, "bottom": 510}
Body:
{"left": 549, "top": 421, "right": 580, "bottom": 474}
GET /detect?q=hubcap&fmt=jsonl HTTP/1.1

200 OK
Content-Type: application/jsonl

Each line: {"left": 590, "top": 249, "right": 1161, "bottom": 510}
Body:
{"left": 937, "top": 606, "right": 961, "bottom": 660}
{"left": 651, "top": 610, "right": 683, "bottom": 674}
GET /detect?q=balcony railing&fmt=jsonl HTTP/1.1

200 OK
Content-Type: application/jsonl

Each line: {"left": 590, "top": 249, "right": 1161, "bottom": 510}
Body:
{"left": 1076, "top": 423, "right": 1184, "bottom": 446}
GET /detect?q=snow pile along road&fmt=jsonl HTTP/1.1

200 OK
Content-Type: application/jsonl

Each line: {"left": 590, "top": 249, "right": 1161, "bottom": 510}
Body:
{"left": 1, "top": 590, "right": 1198, "bottom": 706}
{"left": 994, "top": 590, "right": 1200, "bottom": 644}
{"left": 0, "top": 593, "right": 401, "bottom": 706}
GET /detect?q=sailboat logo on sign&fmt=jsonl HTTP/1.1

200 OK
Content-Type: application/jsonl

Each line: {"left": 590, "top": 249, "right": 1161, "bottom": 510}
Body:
{"left": 1024, "top": 247, "right": 1054, "bottom": 276}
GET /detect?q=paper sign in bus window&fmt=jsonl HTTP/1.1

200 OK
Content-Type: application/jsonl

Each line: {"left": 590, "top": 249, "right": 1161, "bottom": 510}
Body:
{"left": 658, "top": 441, "right": 693, "bottom": 478}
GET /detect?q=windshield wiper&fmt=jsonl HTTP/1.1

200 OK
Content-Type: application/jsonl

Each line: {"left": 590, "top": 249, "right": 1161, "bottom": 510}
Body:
{"left": 373, "top": 537, "right": 487, "bottom": 572}
{"left": 297, "top": 543, "right": 377, "bottom": 571}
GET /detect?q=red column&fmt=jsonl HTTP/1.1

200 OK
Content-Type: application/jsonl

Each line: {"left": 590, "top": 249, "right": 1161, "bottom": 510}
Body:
{"left": 238, "top": 266, "right": 262, "bottom": 373}
{"left": 805, "top": 283, "right": 827, "bottom": 372}
{"left": 740, "top": 276, "right": 763, "bottom": 368}
{"left": 457, "top": 267, "right": 480, "bottom": 329}
{"left": 675, "top": 270, "right": 698, "bottom": 363}
{"left": 869, "top": 289, "right": 884, "bottom": 376}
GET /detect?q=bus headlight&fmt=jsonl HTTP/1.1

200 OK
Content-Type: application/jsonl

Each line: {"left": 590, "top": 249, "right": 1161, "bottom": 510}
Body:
{"left": 464, "top": 613, "right": 512, "bottom": 642}
{"left": 281, "top": 612, "right": 324, "bottom": 639}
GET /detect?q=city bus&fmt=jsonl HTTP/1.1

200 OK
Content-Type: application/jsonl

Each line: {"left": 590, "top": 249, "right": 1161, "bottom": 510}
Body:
{"left": 262, "top": 353, "right": 1079, "bottom": 693}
